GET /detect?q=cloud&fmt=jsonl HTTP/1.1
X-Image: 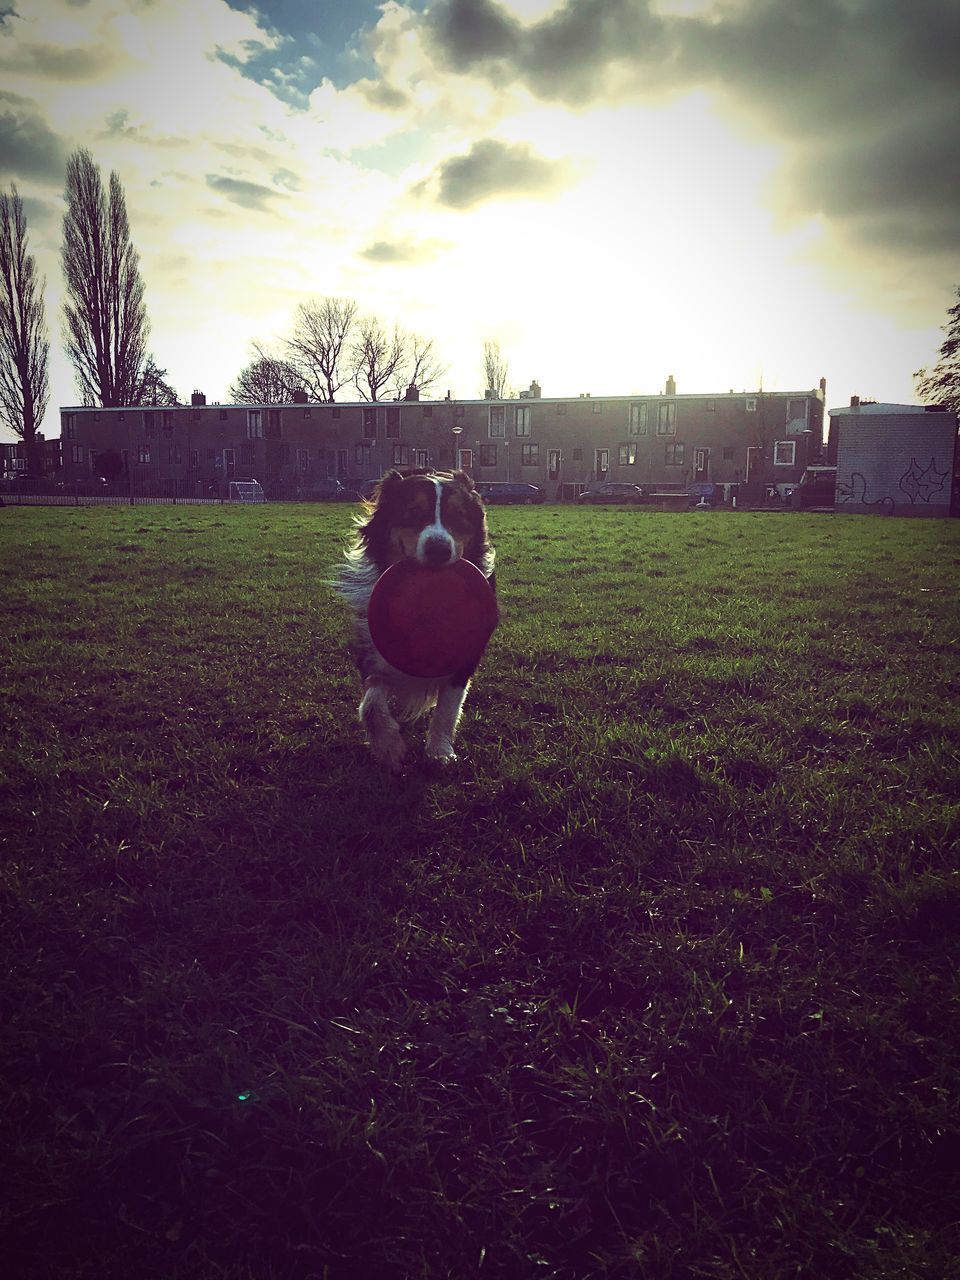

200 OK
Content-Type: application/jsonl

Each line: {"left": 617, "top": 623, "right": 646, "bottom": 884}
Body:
{"left": 417, "top": 0, "right": 960, "bottom": 263}
{"left": 205, "top": 173, "right": 284, "bottom": 210}
{"left": 359, "top": 237, "right": 448, "bottom": 264}
{"left": 0, "top": 89, "right": 69, "bottom": 181}
{"left": 417, "top": 137, "right": 576, "bottom": 208}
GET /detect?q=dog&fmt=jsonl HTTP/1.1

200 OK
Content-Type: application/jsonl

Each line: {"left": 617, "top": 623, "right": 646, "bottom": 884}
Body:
{"left": 334, "top": 469, "right": 496, "bottom": 772}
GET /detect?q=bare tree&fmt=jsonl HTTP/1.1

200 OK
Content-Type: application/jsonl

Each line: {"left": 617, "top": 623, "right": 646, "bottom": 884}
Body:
{"left": 915, "top": 285, "right": 960, "bottom": 415}
{"left": 285, "top": 296, "right": 357, "bottom": 402}
{"left": 351, "top": 315, "right": 405, "bottom": 402}
{"left": 136, "top": 356, "right": 180, "bottom": 406}
{"left": 230, "top": 344, "right": 303, "bottom": 403}
{"left": 0, "top": 184, "right": 49, "bottom": 474}
{"left": 482, "top": 338, "right": 509, "bottom": 397}
{"left": 404, "top": 332, "right": 445, "bottom": 398}
{"left": 61, "top": 148, "right": 149, "bottom": 406}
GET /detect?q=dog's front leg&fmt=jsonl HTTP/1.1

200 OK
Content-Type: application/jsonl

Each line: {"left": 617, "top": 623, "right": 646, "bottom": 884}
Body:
{"left": 426, "top": 680, "right": 470, "bottom": 763}
{"left": 359, "top": 678, "right": 406, "bottom": 772}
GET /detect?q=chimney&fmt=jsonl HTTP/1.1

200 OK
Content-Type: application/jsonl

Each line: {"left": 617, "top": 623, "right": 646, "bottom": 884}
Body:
{"left": 819, "top": 376, "right": 827, "bottom": 396}
{"left": 403, "top": 383, "right": 420, "bottom": 401}
{"left": 850, "top": 395, "right": 860, "bottom": 408}
{"left": 292, "top": 388, "right": 308, "bottom": 404}
{"left": 191, "top": 390, "right": 206, "bottom": 406}
{"left": 665, "top": 375, "right": 676, "bottom": 396}
{"left": 529, "top": 379, "right": 541, "bottom": 399}
{"left": 484, "top": 388, "right": 495, "bottom": 400}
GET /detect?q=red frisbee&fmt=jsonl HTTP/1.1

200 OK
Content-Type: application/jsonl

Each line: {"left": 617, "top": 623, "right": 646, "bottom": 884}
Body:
{"left": 367, "top": 558, "right": 498, "bottom": 679}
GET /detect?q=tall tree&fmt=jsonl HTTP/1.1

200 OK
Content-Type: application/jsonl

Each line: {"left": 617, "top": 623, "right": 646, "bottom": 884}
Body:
{"left": 230, "top": 345, "right": 302, "bottom": 403}
{"left": 285, "top": 296, "right": 357, "bottom": 402}
{"left": 61, "top": 148, "right": 149, "bottom": 406}
{"left": 482, "top": 338, "right": 509, "bottom": 397}
{"left": 915, "top": 285, "right": 960, "bottom": 415}
{"left": 351, "top": 315, "right": 405, "bottom": 402}
{"left": 0, "top": 184, "right": 49, "bottom": 474}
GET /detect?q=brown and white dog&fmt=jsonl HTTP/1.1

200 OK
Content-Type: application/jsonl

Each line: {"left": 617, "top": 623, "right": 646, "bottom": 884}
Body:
{"left": 334, "top": 469, "right": 496, "bottom": 772}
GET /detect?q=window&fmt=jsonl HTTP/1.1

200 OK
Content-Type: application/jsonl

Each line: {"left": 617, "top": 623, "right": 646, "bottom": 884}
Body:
{"left": 392, "top": 444, "right": 409, "bottom": 466}
{"left": 593, "top": 401, "right": 603, "bottom": 414}
{"left": 63, "top": 414, "right": 76, "bottom": 439}
{"left": 521, "top": 443, "right": 539, "bottom": 466}
{"left": 489, "top": 406, "right": 506, "bottom": 438}
{"left": 240, "top": 442, "right": 254, "bottom": 466}
{"left": 773, "top": 440, "right": 796, "bottom": 466}
{"left": 247, "top": 409, "right": 264, "bottom": 438}
{"left": 138, "top": 444, "right": 151, "bottom": 464}
{"left": 189, "top": 450, "right": 199, "bottom": 469}
{"left": 354, "top": 442, "right": 371, "bottom": 466}
{"left": 143, "top": 411, "right": 155, "bottom": 432}
{"left": 514, "top": 406, "right": 530, "bottom": 436}
{"left": 363, "top": 408, "right": 376, "bottom": 439}
{"left": 415, "top": 450, "right": 428, "bottom": 469}
{"left": 723, "top": 446, "right": 735, "bottom": 462}
{"left": 72, "top": 444, "right": 85, "bottom": 464}
{"left": 629, "top": 403, "right": 647, "bottom": 435}
{"left": 548, "top": 448, "right": 561, "bottom": 474}
{"left": 297, "top": 449, "right": 309, "bottom": 471}
{"left": 337, "top": 449, "right": 349, "bottom": 474}
{"left": 657, "top": 401, "right": 677, "bottom": 435}
{"left": 706, "top": 399, "right": 716, "bottom": 412}
{"left": 168, "top": 444, "right": 182, "bottom": 465}
{"left": 386, "top": 407, "right": 401, "bottom": 438}
{"left": 665, "top": 442, "right": 684, "bottom": 465}
{"left": 572, "top": 448, "right": 583, "bottom": 461}
{"left": 479, "top": 443, "right": 497, "bottom": 467}
{"left": 267, "top": 409, "right": 281, "bottom": 437}
{"left": 619, "top": 443, "right": 638, "bottom": 466}
{"left": 745, "top": 397, "right": 757, "bottom": 412}
{"left": 162, "top": 411, "right": 174, "bottom": 431}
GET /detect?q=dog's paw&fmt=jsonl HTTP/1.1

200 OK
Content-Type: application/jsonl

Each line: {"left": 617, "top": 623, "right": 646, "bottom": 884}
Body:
{"left": 371, "top": 731, "right": 407, "bottom": 773}
{"left": 426, "top": 739, "right": 458, "bottom": 765}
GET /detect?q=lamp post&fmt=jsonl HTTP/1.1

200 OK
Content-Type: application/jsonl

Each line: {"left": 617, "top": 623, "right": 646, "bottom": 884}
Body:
{"left": 451, "top": 423, "right": 462, "bottom": 471}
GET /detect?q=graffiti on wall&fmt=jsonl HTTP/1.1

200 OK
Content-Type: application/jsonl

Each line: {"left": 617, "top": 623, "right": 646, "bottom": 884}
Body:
{"left": 899, "top": 457, "right": 948, "bottom": 504}
{"left": 837, "top": 456, "right": 949, "bottom": 513}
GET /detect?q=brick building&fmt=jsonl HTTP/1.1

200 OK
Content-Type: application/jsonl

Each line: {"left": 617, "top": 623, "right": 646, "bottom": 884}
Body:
{"left": 56, "top": 378, "right": 826, "bottom": 500}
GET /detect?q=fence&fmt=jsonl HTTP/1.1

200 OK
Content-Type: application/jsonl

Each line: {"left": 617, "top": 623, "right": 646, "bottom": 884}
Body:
{"left": 0, "top": 493, "right": 229, "bottom": 507}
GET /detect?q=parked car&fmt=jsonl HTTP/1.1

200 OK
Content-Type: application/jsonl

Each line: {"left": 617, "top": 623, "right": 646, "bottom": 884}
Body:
{"left": 299, "top": 477, "right": 362, "bottom": 502}
{"left": 688, "top": 482, "right": 720, "bottom": 507}
{"left": 576, "top": 482, "right": 645, "bottom": 504}
{"left": 476, "top": 481, "right": 545, "bottom": 505}
{"left": 3, "top": 473, "right": 53, "bottom": 494}
{"left": 57, "top": 476, "right": 110, "bottom": 496}
{"left": 793, "top": 466, "right": 837, "bottom": 509}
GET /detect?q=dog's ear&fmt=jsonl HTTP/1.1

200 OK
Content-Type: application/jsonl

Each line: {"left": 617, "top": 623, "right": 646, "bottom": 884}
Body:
{"left": 452, "top": 469, "right": 476, "bottom": 492}
{"left": 368, "top": 469, "right": 405, "bottom": 509}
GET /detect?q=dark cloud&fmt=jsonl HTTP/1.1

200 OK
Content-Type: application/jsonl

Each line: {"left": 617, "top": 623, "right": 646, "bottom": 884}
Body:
{"left": 357, "top": 78, "right": 411, "bottom": 112}
{"left": 0, "top": 90, "right": 67, "bottom": 183}
{"left": 418, "top": 138, "right": 575, "bottom": 209}
{"left": 420, "top": 0, "right": 960, "bottom": 262}
{"left": 205, "top": 174, "right": 283, "bottom": 210}
{"left": 360, "top": 238, "right": 447, "bottom": 264}
{"left": 0, "top": 40, "right": 116, "bottom": 81}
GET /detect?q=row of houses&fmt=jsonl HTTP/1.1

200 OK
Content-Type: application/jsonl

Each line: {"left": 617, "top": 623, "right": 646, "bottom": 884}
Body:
{"left": 2, "top": 375, "right": 828, "bottom": 501}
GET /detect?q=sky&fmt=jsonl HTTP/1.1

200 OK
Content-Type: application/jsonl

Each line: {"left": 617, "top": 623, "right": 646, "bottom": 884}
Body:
{"left": 1, "top": 0, "right": 958, "bottom": 444}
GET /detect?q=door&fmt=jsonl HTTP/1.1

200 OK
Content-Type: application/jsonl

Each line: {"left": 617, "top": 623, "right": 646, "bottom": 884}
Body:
{"left": 694, "top": 448, "right": 710, "bottom": 480}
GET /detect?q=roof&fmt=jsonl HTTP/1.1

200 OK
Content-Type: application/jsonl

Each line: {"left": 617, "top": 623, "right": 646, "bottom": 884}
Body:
{"left": 828, "top": 401, "right": 950, "bottom": 416}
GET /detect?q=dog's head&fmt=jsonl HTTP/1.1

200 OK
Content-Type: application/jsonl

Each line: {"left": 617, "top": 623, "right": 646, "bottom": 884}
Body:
{"left": 358, "top": 469, "right": 493, "bottom": 575}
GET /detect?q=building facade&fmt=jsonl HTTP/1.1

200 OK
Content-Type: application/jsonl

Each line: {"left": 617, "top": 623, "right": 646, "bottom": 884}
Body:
{"left": 828, "top": 401, "right": 959, "bottom": 517}
{"left": 56, "top": 379, "right": 826, "bottom": 500}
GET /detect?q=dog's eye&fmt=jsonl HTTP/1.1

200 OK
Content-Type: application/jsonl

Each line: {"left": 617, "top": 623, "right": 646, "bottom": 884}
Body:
{"left": 402, "top": 507, "right": 425, "bottom": 525}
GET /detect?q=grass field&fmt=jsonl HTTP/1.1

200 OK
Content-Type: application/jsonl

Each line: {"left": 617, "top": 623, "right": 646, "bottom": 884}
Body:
{"left": 2, "top": 502, "right": 959, "bottom": 1279}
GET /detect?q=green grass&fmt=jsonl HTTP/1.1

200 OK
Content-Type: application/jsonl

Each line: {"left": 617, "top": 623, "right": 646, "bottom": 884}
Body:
{"left": 2, "top": 503, "right": 959, "bottom": 1279}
